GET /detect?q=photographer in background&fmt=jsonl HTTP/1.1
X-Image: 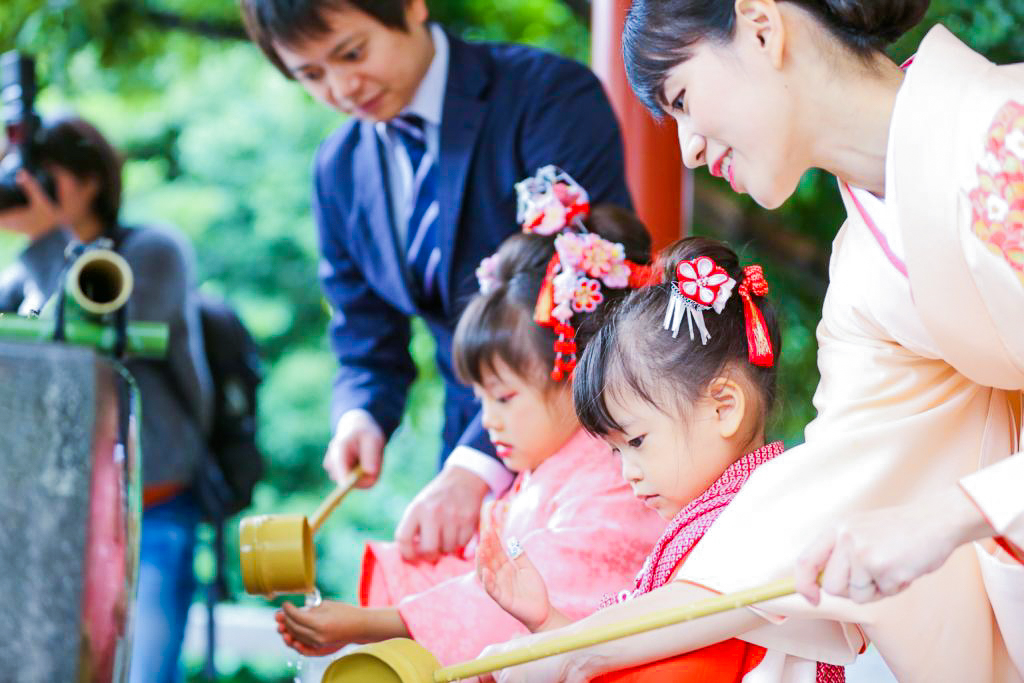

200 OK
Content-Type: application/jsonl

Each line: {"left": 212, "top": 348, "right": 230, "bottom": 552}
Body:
{"left": 0, "top": 115, "right": 213, "bottom": 683}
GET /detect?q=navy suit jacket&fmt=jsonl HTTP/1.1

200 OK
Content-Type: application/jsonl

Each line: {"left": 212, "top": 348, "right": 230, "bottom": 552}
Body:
{"left": 313, "top": 33, "right": 631, "bottom": 463}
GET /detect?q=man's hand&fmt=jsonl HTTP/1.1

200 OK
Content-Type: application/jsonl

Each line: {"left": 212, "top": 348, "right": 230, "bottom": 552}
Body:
{"left": 323, "top": 409, "right": 385, "bottom": 488}
{"left": 394, "top": 465, "right": 489, "bottom": 562}
{"left": 0, "top": 170, "right": 60, "bottom": 240}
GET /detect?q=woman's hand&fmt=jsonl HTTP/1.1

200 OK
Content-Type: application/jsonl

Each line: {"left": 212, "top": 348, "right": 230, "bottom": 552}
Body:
{"left": 275, "top": 600, "right": 408, "bottom": 656}
{"left": 795, "top": 485, "right": 993, "bottom": 604}
{"left": 469, "top": 633, "right": 578, "bottom": 683}
{"left": 0, "top": 170, "right": 60, "bottom": 240}
{"left": 476, "top": 526, "right": 561, "bottom": 633}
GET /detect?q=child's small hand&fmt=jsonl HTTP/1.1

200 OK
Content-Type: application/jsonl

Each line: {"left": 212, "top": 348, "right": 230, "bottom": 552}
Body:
{"left": 476, "top": 527, "right": 553, "bottom": 633}
{"left": 275, "top": 599, "right": 366, "bottom": 656}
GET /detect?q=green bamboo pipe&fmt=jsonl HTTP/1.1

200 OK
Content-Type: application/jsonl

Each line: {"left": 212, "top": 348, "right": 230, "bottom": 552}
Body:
{"left": 432, "top": 576, "right": 800, "bottom": 681}
{"left": 0, "top": 315, "right": 168, "bottom": 358}
{"left": 0, "top": 247, "right": 168, "bottom": 358}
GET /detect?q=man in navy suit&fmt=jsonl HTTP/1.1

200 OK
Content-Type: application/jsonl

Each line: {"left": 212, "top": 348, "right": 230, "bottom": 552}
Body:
{"left": 241, "top": 0, "right": 631, "bottom": 561}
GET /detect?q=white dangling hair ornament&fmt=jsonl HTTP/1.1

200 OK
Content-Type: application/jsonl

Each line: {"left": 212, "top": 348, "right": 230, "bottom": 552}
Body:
{"left": 663, "top": 256, "right": 736, "bottom": 344}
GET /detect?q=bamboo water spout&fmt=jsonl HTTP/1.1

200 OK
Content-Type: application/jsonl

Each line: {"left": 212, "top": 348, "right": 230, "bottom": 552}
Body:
{"left": 0, "top": 247, "right": 168, "bottom": 357}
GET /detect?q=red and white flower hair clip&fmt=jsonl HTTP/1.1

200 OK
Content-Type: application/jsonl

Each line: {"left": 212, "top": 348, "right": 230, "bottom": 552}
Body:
{"left": 664, "top": 257, "right": 775, "bottom": 367}
{"left": 515, "top": 165, "right": 591, "bottom": 236}
{"left": 664, "top": 256, "right": 736, "bottom": 344}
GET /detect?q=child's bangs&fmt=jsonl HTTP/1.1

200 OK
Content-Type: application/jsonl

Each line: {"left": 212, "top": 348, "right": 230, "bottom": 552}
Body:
{"left": 575, "top": 285, "right": 699, "bottom": 436}
{"left": 453, "top": 294, "right": 544, "bottom": 388}
{"left": 573, "top": 309, "right": 662, "bottom": 436}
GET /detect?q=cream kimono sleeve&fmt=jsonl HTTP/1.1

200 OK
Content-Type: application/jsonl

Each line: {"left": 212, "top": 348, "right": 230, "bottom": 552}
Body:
{"left": 898, "top": 69, "right": 1024, "bottom": 562}
{"left": 961, "top": 454, "right": 1024, "bottom": 558}
{"left": 894, "top": 29, "right": 1024, "bottom": 677}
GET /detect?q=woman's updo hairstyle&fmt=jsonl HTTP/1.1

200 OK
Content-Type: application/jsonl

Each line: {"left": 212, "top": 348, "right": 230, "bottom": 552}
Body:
{"left": 623, "top": 0, "right": 930, "bottom": 115}
{"left": 454, "top": 205, "right": 652, "bottom": 391}
{"left": 574, "top": 236, "right": 782, "bottom": 440}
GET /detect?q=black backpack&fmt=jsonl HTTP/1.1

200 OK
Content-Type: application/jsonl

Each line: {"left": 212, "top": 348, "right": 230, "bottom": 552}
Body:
{"left": 190, "top": 293, "right": 265, "bottom": 521}
{"left": 109, "top": 226, "right": 265, "bottom": 520}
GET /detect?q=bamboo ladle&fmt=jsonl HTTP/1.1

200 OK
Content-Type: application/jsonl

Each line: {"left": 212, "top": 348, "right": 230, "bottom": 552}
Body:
{"left": 239, "top": 466, "right": 364, "bottom": 597}
{"left": 321, "top": 575, "right": 804, "bottom": 682}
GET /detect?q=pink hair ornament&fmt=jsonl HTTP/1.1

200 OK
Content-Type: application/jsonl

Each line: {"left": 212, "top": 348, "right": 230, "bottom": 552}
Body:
{"left": 515, "top": 165, "right": 591, "bottom": 235}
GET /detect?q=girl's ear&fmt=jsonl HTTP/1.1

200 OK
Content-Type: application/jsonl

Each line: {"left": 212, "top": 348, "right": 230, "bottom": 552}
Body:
{"left": 734, "top": 0, "right": 786, "bottom": 69}
{"left": 706, "top": 375, "right": 747, "bottom": 440}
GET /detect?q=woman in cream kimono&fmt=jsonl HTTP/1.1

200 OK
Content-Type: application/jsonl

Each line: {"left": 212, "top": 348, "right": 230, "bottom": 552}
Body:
{"left": 473, "top": 1, "right": 1023, "bottom": 681}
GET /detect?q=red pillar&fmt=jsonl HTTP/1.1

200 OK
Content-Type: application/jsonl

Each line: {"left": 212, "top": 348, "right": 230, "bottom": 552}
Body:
{"left": 591, "top": 0, "right": 690, "bottom": 251}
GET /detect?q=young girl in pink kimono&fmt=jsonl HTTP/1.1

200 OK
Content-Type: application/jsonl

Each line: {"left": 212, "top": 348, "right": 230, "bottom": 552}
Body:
{"left": 474, "top": 238, "right": 847, "bottom": 683}
{"left": 275, "top": 196, "right": 665, "bottom": 665}
{"left": 477, "top": 1, "right": 1024, "bottom": 681}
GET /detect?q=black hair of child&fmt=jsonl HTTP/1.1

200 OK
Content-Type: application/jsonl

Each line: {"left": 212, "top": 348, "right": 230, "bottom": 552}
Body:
{"left": 574, "top": 236, "right": 782, "bottom": 439}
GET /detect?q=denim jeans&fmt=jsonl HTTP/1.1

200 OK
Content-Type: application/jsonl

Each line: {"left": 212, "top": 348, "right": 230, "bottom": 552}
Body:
{"left": 130, "top": 491, "right": 199, "bottom": 683}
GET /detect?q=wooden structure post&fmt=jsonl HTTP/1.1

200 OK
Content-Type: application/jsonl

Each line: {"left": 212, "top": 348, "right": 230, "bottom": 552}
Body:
{"left": 591, "top": 0, "right": 690, "bottom": 250}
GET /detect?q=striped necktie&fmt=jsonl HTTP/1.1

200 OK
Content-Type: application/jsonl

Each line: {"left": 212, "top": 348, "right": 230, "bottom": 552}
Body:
{"left": 390, "top": 114, "right": 441, "bottom": 307}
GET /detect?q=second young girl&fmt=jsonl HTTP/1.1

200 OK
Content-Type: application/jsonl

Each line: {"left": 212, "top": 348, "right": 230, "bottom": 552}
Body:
{"left": 275, "top": 175, "right": 665, "bottom": 665}
{"left": 476, "top": 237, "right": 856, "bottom": 682}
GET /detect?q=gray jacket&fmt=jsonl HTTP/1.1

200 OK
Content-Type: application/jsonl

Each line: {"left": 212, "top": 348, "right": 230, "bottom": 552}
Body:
{"left": 0, "top": 226, "right": 213, "bottom": 491}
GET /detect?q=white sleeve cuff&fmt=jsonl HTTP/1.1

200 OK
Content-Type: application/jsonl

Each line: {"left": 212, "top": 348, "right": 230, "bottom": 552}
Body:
{"left": 445, "top": 445, "right": 515, "bottom": 495}
{"left": 960, "top": 454, "right": 1024, "bottom": 550}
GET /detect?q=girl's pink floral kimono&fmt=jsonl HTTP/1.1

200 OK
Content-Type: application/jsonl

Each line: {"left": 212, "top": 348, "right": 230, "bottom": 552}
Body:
{"left": 360, "top": 429, "right": 665, "bottom": 665}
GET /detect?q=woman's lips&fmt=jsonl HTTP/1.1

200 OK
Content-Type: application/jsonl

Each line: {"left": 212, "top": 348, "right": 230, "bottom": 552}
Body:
{"left": 712, "top": 149, "right": 741, "bottom": 194}
{"left": 710, "top": 149, "right": 730, "bottom": 178}
{"left": 726, "top": 156, "right": 740, "bottom": 193}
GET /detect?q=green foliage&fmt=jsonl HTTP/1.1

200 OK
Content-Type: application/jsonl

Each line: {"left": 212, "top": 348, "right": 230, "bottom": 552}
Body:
{"left": 432, "top": 0, "right": 590, "bottom": 62}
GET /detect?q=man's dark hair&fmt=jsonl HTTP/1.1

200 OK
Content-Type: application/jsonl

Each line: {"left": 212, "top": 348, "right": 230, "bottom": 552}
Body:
{"left": 39, "top": 116, "right": 122, "bottom": 230}
{"left": 240, "top": 0, "right": 412, "bottom": 78}
{"left": 623, "top": 0, "right": 930, "bottom": 116}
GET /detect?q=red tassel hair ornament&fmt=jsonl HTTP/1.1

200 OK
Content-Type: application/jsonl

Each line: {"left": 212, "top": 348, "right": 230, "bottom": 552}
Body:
{"left": 738, "top": 265, "right": 774, "bottom": 367}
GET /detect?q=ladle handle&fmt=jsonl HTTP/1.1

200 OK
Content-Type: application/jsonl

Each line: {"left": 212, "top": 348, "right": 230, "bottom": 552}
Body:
{"left": 433, "top": 576, "right": 799, "bottom": 682}
{"left": 308, "top": 465, "right": 364, "bottom": 534}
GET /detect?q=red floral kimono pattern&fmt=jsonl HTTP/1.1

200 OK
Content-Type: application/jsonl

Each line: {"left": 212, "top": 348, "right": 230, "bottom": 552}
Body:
{"left": 970, "top": 100, "right": 1024, "bottom": 286}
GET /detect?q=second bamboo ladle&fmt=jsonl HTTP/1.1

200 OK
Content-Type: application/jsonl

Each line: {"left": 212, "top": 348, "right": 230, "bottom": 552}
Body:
{"left": 239, "top": 466, "right": 364, "bottom": 597}
{"left": 320, "top": 575, "right": 805, "bottom": 682}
